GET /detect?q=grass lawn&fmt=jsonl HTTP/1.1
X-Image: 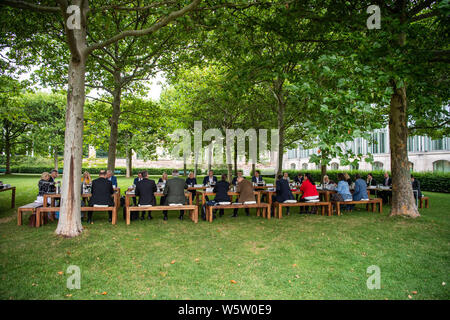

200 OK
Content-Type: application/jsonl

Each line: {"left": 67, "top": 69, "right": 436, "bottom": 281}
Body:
{"left": 0, "top": 174, "right": 449, "bottom": 300}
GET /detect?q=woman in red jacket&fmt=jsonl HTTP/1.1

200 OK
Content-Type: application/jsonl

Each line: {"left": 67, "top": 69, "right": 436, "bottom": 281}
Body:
{"left": 299, "top": 173, "right": 319, "bottom": 213}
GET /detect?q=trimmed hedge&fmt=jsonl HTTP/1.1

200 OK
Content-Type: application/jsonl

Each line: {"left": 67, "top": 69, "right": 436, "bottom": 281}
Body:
{"left": 274, "top": 169, "right": 450, "bottom": 194}
{"left": 3, "top": 166, "right": 449, "bottom": 193}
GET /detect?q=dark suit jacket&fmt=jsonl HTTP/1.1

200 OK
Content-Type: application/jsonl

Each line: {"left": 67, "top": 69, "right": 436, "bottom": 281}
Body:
{"left": 367, "top": 178, "right": 377, "bottom": 186}
{"left": 89, "top": 177, "right": 114, "bottom": 206}
{"left": 108, "top": 175, "right": 118, "bottom": 187}
{"left": 202, "top": 175, "right": 217, "bottom": 185}
{"left": 293, "top": 176, "right": 303, "bottom": 185}
{"left": 135, "top": 178, "right": 157, "bottom": 206}
{"left": 163, "top": 177, "right": 188, "bottom": 204}
{"left": 213, "top": 180, "right": 231, "bottom": 202}
{"left": 133, "top": 177, "right": 143, "bottom": 185}
{"left": 252, "top": 176, "right": 263, "bottom": 183}
{"left": 412, "top": 179, "right": 422, "bottom": 198}
{"left": 275, "top": 179, "right": 294, "bottom": 203}
{"left": 383, "top": 177, "right": 392, "bottom": 186}
{"left": 185, "top": 177, "right": 197, "bottom": 186}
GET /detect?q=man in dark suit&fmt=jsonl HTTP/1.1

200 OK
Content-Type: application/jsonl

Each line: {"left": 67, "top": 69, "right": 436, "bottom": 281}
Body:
{"left": 366, "top": 173, "right": 377, "bottom": 186}
{"left": 232, "top": 170, "right": 244, "bottom": 186}
{"left": 379, "top": 172, "right": 392, "bottom": 204}
{"left": 411, "top": 175, "right": 422, "bottom": 199}
{"left": 272, "top": 175, "right": 294, "bottom": 215}
{"left": 251, "top": 170, "right": 264, "bottom": 184}
{"left": 135, "top": 171, "right": 157, "bottom": 220}
{"left": 132, "top": 172, "right": 143, "bottom": 207}
{"left": 88, "top": 170, "right": 114, "bottom": 224}
{"left": 106, "top": 170, "right": 118, "bottom": 188}
{"left": 211, "top": 174, "right": 231, "bottom": 219}
{"left": 163, "top": 170, "right": 188, "bottom": 220}
{"left": 202, "top": 170, "right": 217, "bottom": 186}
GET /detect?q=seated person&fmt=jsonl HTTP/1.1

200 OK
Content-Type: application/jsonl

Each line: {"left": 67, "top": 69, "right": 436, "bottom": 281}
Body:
{"left": 273, "top": 174, "right": 295, "bottom": 215}
{"left": 252, "top": 170, "right": 264, "bottom": 184}
{"left": 411, "top": 175, "right": 422, "bottom": 199}
{"left": 293, "top": 173, "right": 304, "bottom": 185}
{"left": 36, "top": 172, "right": 55, "bottom": 205}
{"left": 366, "top": 173, "right": 377, "bottom": 186}
{"left": 232, "top": 170, "right": 244, "bottom": 186}
{"left": 158, "top": 172, "right": 169, "bottom": 205}
{"left": 202, "top": 174, "right": 231, "bottom": 220}
{"left": 132, "top": 171, "right": 143, "bottom": 206}
{"left": 133, "top": 172, "right": 143, "bottom": 186}
{"left": 283, "top": 172, "right": 290, "bottom": 183}
{"left": 299, "top": 173, "right": 319, "bottom": 213}
{"left": 106, "top": 170, "right": 118, "bottom": 188}
{"left": 185, "top": 171, "right": 198, "bottom": 202}
{"left": 334, "top": 173, "right": 353, "bottom": 211}
{"left": 88, "top": 170, "right": 114, "bottom": 224}
{"left": 135, "top": 170, "right": 157, "bottom": 220}
{"left": 379, "top": 172, "right": 392, "bottom": 204}
{"left": 322, "top": 175, "right": 336, "bottom": 187}
{"left": 203, "top": 170, "right": 217, "bottom": 186}
{"left": 344, "top": 172, "right": 352, "bottom": 186}
{"left": 293, "top": 173, "right": 304, "bottom": 200}
{"left": 48, "top": 169, "right": 59, "bottom": 193}
{"left": 232, "top": 176, "right": 255, "bottom": 217}
{"left": 162, "top": 170, "right": 188, "bottom": 221}
{"left": 353, "top": 174, "right": 369, "bottom": 201}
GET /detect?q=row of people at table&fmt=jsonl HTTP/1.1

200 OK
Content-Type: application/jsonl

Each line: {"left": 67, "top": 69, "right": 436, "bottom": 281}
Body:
{"left": 35, "top": 168, "right": 423, "bottom": 222}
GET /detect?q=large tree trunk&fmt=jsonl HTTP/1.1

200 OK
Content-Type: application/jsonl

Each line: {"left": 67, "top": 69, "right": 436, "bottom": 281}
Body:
{"left": 252, "top": 163, "right": 256, "bottom": 176}
{"left": 227, "top": 164, "right": 233, "bottom": 183}
{"left": 276, "top": 106, "right": 285, "bottom": 176}
{"left": 126, "top": 147, "right": 132, "bottom": 178}
{"left": 207, "top": 144, "right": 212, "bottom": 172}
{"left": 388, "top": 86, "right": 419, "bottom": 218}
{"left": 321, "top": 164, "right": 327, "bottom": 183}
{"left": 55, "top": 0, "right": 87, "bottom": 237}
{"left": 107, "top": 78, "right": 122, "bottom": 172}
{"left": 55, "top": 57, "right": 86, "bottom": 237}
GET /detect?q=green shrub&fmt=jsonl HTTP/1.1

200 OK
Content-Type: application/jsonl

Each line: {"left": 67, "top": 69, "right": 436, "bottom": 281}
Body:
{"left": 262, "top": 169, "right": 450, "bottom": 193}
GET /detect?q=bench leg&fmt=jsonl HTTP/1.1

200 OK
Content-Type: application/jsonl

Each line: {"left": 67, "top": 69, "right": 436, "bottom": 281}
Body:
{"left": 209, "top": 206, "right": 213, "bottom": 223}
{"left": 17, "top": 209, "right": 22, "bottom": 226}
{"left": 194, "top": 207, "right": 198, "bottom": 223}
{"left": 425, "top": 199, "right": 429, "bottom": 208}
{"left": 379, "top": 201, "right": 382, "bottom": 214}
{"left": 328, "top": 203, "right": 331, "bottom": 216}
{"left": 36, "top": 210, "right": 40, "bottom": 228}
{"left": 336, "top": 203, "right": 341, "bottom": 216}
{"left": 126, "top": 208, "right": 131, "bottom": 225}
{"left": 278, "top": 205, "right": 282, "bottom": 219}
{"left": 112, "top": 208, "right": 117, "bottom": 225}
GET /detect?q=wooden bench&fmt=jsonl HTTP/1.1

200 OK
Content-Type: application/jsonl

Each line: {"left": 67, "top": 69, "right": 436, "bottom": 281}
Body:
{"left": 35, "top": 206, "right": 117, "bottom": 227}
{"left": 126, "top": 205, "right": 198, "bottom": 225}
{"left": 17, "top": 203, "right": 43, "bottom": 226}
{"left": 331, "top": 198, "right": 382, "bottom": 216}
{"left": 419, "top": 196, "right": 429, "bottom": 208}
{"left": 205, "top": 203, "right": 270, "bottom": 222}
{"left": 273, "top": 201, "right": 332, "bottom": 219}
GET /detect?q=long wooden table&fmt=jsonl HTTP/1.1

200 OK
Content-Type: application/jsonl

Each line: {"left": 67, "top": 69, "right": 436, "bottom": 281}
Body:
{"left": 125, "top": 190, "right": 193, "bottom": 208}
{"left": 196, "top": 189, "right": 263, "bottom": 216}
{"left": 0, "top": 186, "right": 15, "bottom": 208}
{"left": 43, "top": 188, "right": 121, "bottom": 208}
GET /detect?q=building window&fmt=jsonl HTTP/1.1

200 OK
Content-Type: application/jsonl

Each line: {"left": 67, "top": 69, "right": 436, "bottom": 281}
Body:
{"left": 433, "top": 160, "right": 450, "bottom": 173}
{"left": 372, "top": 161, "right": 384, "bottom": 171}
{"left": 351, "top": 163, "right": 359, "bottom": 170}
{"left": 330, "top": 162, "right": 339, "bottom": 170}
{"left": 409, "top": 161, "right": 414, "bottom": 171}
{"left": 290, "top": 163, "right": 296, "bottom": 170}
{"left": 432, "top": 139, "right": 444, "bottom": 151}
{"left": 302, "top": 163, "right": 308, "bottom": 170}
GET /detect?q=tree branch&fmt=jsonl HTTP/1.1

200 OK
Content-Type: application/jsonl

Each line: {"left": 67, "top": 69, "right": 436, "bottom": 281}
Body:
{"left": 84, "top": 0, "right": 201, "bottom": 55}
{"left": 1, "top": 0, "right": 59, "bottom": 12}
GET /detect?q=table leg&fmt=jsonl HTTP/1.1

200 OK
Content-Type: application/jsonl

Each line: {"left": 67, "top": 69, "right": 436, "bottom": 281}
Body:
{"left": 36, "top": 209, "right": 40, "bottom": 228}
{"left": 11, "top": 187, "right": 15, "bottom": 208}
{"left": 126, "top": 207, "right": 131, "bottom": 225}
